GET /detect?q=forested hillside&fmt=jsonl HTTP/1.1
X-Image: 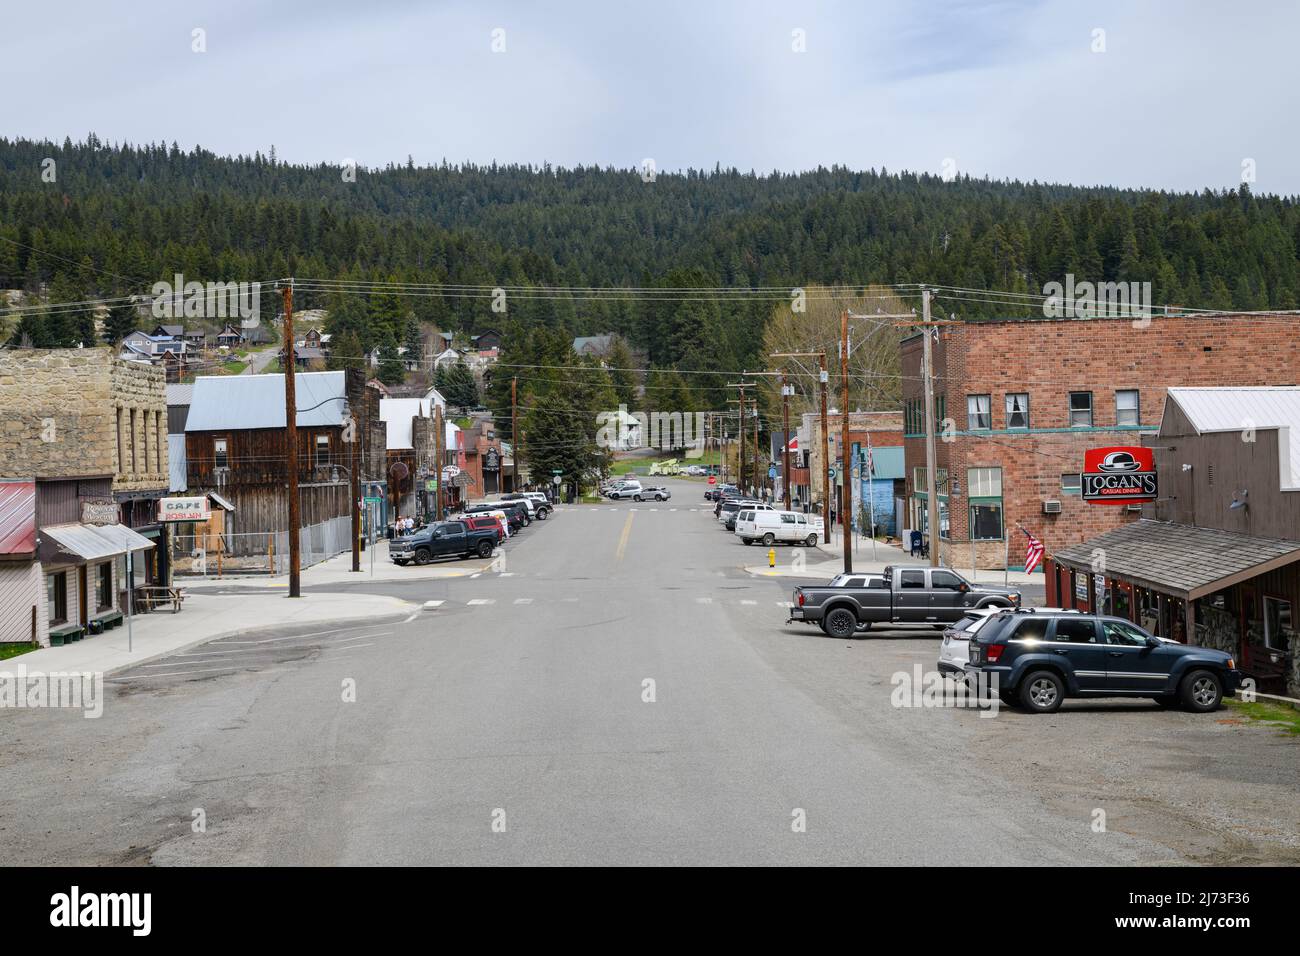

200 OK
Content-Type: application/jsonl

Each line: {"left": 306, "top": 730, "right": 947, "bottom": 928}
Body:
{"left": 2, "top": 135, "right": 1298, "bottom": 385}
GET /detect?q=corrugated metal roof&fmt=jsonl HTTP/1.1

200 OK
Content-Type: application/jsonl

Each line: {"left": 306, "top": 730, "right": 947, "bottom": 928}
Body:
{"left": 0, "top": 480, "right": 36, "bottom": 556}
{"left": 166, "top": 383, "right": 193, "bottom": 406}
{"left": 1054, "top": 519, "right": 1300, "bottom": 600}
{"left": 40, "top": 522, "right": 155, "bottom": 563}
{"left": 185, "top": 371, "right": 348, "bottom": 432}
{"left": 1166, "top": 387, "right": 1300, "bottom": 488}
{"left": 168, "top": 434, "right": 187, "bottom": 492}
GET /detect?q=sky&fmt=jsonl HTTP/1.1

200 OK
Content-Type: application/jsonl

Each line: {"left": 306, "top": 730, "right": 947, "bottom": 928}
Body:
{"left": 5, "top": 0, "right": 1298, "bottom": 194}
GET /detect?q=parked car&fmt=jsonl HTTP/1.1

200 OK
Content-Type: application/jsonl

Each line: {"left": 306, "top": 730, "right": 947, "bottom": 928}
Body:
{"left": 500, "top": 493, "right": 550, "bottom": 519}
{"left": 705, "top": 484, "right": 737, "bottom": 502}
{"left": 633, "top": 486, "right": 670, "bottom": 502}
{"left": 717, "top": 498, "right": 763, "bottom": 526}
{"left": 463, "top": 502, "right": 525, "bottom": 533}
{"left": 607, "top": 481, "right": 643, "bottom": 500}
{"left": 390, "top": 520, "right": 497, "bottom": 565}
{"left": 736, "top": 508, "right": 822, "bottom": 546}
{"left": 938, "top": 607, "right": 1078, "bottom": 677}
{"left": 966, "top": 609, "right": 1241, "bottom": 713}
{"left": 789, "top": 565, "right": 1021, "bottom": 637}
{"left": 464, "top": 514, "right": 506, "bottom": 543}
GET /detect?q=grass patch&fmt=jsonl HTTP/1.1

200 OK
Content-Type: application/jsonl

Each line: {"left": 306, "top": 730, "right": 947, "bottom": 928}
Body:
{"left": 1223, "top": 698, "right": 1300, "bottom": 735}
{"left": 0, "top": 643, "right": 37, "bottom": 662}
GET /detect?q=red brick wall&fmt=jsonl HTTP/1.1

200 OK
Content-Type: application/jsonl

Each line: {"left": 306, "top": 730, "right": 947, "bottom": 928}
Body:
{"left": 903, "top": 313, "right": 1300, "bottom": 567}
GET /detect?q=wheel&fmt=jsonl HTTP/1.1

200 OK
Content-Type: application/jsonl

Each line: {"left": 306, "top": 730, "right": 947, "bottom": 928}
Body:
{"left": 633, "top": 495, "right": 643, "bottom": 502}
{"left": 821, "top": 607, "right": 858, "bottom": 639}
{"left": 761, "top": 532, "right": 775, "bottom": 546}
{"left": 1019, "top": 670, "right": 1064, "bottom": 713}
{"left": 1153, "top": 694, "right": 1179, "bottom": 708}
{"left": 413, "top": 548, "right": 431, "bottom": 566}
{"left": 476, "top": 540, "right": 494, "bottom": 558}
{"left": 1180, "top": 669, "right": 1223, "bottom": 712}
{"left": 998, "top": 689, "right": 1018, "bottom": 708}
{"left": 805, "top": 534, "right": 818, "bottom": 547}
{"left": 394, "top": 560, "right": 409, "bottom": 566}
{"left": 741, "top": 538, "right": 753, "bottom": 545}
{"left": 655, "top": 494, "right": 665, "bottom": 501}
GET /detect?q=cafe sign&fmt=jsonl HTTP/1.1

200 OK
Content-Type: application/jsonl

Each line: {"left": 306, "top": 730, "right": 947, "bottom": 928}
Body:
{"left": 158, "top": 495, "right": 211, "bottom": 522}
{"left": 1082, "top": 446, "right": 1158, "bottom": 505}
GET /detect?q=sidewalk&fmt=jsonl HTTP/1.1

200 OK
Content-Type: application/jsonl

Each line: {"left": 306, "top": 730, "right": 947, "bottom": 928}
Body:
{"left": 181, "top": 538, "right": 493, "bottom": 590}
{"left": 10, "top": 589, "right": 418, "bottom": 677}
{"left": 742, "top": 530, "right": 1044, "bottom": 586}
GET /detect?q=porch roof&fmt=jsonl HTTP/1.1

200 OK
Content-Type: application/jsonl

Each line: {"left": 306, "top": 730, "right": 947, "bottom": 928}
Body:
{"left": 1053, "top": 519, "right": 1300, "bottom": 601}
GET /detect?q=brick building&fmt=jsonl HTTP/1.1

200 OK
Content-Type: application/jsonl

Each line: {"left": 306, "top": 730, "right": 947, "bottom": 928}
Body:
{"left": 802, "top": 411, "right": 905, "bottom": 531}
{"left": 901, "top": 313, "right": 1300, "bottom": 570}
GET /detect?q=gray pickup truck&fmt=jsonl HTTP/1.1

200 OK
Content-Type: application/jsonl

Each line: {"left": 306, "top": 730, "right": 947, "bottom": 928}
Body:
{"left": 788, "top": 566, "right": 1022, "bottom": 637}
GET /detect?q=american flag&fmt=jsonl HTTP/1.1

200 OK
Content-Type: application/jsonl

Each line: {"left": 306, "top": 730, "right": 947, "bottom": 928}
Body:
{"left": 1022, "top": 526, "right": 1045, "bottom": 574}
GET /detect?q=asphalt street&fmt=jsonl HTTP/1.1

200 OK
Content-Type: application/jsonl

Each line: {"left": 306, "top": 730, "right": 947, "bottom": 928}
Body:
{"left": 1, "top": 478, "right": 1295, "bottom": 865}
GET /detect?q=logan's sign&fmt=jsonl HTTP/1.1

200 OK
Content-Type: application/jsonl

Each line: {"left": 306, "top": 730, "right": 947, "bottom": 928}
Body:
{"left": 1082, "top": 447, "right": 1157, "bottom": 505}
{"left": 158, "top": 496, "right": 211, "bottom": 522}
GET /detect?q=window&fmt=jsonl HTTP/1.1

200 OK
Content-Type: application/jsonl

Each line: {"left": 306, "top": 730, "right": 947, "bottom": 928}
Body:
{"left": 1005, "top": 393, "right": 1029, "bottom": 429}
{"left": 213, "top": 438, "right": 229, "bottom": 469}
{"left": 1116, "top": 389, "right": 1140, "bottom": 427}
{"left": 47, "top": 572, "right": 68, "bottom": 624}
{"left": 900, "top": 570, "right": 926, "bottom": 588}
{"left": 95, "top": 562, "right": 113, "bottom": 611}
{"left": 1054, "top": 617, "right": 1099, "bottom": 643}
{"left": 315, "top": 434, "right": 330, "bottom": 468}
{"left": 1264, "top": 596, "right": 1293, "bottom": 650}
{"left": 931, "top": 570, "right": 964, "bottom": 590}
{"left": 780, "top": 513, "right": 796, "bottom": 524}
{"left": 1009, "top": 617, "right": 1049, "bottom": 641}
{"left": 1061, "top": 473, "right": 1082, "bottom": 495}
{"left": 1103, "top": 620, "right": 1150, "bottom": 646}
{"left": 1069, "top": 391, "right": 1093, "bottom": 427}
{"left": 967, "top": 394, "right": 991, "bottom": 430}
{"left": 967, "top": 467, "right": 1004, "bottom": 541}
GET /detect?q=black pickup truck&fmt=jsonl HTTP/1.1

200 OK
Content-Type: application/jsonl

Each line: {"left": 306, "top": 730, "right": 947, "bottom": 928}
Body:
{"left": 788, "top": 566, "right": 1021, "bottom": 637}
{"left": 390, "top": 520, "right": 497, "bottom": 565}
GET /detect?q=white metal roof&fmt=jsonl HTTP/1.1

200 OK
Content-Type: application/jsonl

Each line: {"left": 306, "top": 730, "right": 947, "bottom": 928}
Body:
{"left": 185, "top": 371, "right": 348, "bottom": 431}
{"left": 380, "top": 398, "right": 431, "bottom": 450}
{"left": 1165, "top": 386, "right": 1300, "bottom": 490}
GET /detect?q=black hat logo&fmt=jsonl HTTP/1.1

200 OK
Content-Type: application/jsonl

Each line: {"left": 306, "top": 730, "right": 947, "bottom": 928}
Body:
{"left": 1098, "top": 450, "right": 1140, "bottom": 473}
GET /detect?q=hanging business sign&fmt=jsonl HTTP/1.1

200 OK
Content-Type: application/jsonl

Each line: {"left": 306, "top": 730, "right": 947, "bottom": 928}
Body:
{"left": 81, "top": 498, "right": 120, "bottom": 526}
{"left": 1082, "top": 447, "right": 1158, "bottom": 505}
{"left": 157, "top": 496, "right": 211, "bottom": 522}
{"left": 484, "top": 448, "right": 500, "bottom": 471}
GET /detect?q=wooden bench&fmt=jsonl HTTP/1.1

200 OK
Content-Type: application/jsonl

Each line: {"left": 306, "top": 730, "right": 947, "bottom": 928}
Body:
{"left": 48, "top": 623, "right": 85, "bottom": 646}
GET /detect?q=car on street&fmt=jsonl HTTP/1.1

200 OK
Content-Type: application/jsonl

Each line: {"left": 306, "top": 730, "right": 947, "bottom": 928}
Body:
{"left": 736, "top": 508, "right": 822, "bottom": 546}
{"left": 965, "top": 609, "right": 1241, "bottom": 713}
{"left": 463, "top": 502, "right": 526, "bottom": 533}
{"left": 464, "top": 514, "right": 507, "bottom": 543}
{"left": 632, "top": 485, "right": 670, "bottom": 501}
{"left": 705, "top": 483, "right": 737, "bottom": 502}
{"left": 607, "top": 480, "right": 643, "bottom": 500}
{"left": 390, "top": 519, "right": 498, "bottom": 565}
{"left": 938, "top": 607, "right": 1078, "bottom": 677}
{"left": 789, "top": 565, "right": 1021, "bottom": 637}
{"left": 717, "top": 498, "right": 764, "bottom": 527}
{"left": 500, "top": 492, "right": 550, "bottom": 519}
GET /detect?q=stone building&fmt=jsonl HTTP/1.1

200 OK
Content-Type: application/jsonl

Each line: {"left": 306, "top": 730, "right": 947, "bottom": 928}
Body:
{"left": 0, "top": 349, "right": 168, "bottom": 646}
{"left": 900, "top": 312, "right": 1300, "bottom": 570}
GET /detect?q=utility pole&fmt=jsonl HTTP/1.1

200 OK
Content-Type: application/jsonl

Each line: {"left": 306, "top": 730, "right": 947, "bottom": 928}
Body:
{"left": 434, "top": 401, "right": 444, "bottom": 521}
{"left": 350, "top": 401, "right": 360, "bottom": 572}
{"left": 840, "top": 307, "right": 852, "bottom": 574}
{"left": 751, "top": 400, "right": 759, "bottom": 499}
{"left": 282, "top": 282, "right": 301, "bottom": 597}
{"left": 511, "top": 376, "right": 518, "bottom": 493}
{"left": 921, "top": 289, "right": 940, "bottom": 568}
{"left": 781, "top": 372, "right": 792, "bottom": 510}
{"left": 726, "top": 379, "right": 756, "bottom": 491}
{"left": 769, "top": 351, "right": 830, "bottom": 542}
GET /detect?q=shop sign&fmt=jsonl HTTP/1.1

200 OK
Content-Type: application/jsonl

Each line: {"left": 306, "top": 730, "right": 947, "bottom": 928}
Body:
{"left": 81, "top": 498, "right": 120, "bottom": 525}
{"left": 1081, "top": 446, "right": 1157, "bottom": 505}
{"left": 157, "top": 496, "right": 211, "bottom": 522}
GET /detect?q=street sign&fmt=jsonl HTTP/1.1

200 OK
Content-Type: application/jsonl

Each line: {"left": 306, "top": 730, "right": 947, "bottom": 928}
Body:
{"left": 552, "top": 469, "right": 563, "bottom": 475}
{"left": 708, "top": 476, "right": 717, "bottom": 485}
{"left": 552, "top": 475, "right": 562, "bottom": 486}
{"left": 364, "top": 496, "right": 382, "bottom": 505}
{"left": 425, "top": 478, "right": 438, "bottom": 492}
{"left": 828, "top": 467, "right": 836, "bottom": 479}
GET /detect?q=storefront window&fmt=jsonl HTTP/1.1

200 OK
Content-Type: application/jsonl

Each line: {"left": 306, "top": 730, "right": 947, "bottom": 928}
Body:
{"left": 47, "top": 572, "right": 68, "bottom": 624}
{"left": 95, "top": 562, "right": 113, "bottom": 610}
{"left": 967, "top": 467, "right": 1003, "bottom": 541}
{"left": 1264, "top": 596, "right": 1293, "bottom": 650}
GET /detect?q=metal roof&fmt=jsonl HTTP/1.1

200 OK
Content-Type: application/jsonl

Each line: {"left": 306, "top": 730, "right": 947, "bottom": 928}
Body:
{"left": 185, "top": 371, "right": 348, "bottom": 431}
{"left": 39, "top": 522, "right": 155, "bottom": 563}
{"left": 165, "top": 383, "right": 193, "bottom": 406}
{"left": 1054, "top": 518, "right": 1300, "bottom": 600}
{"left": 168, "top": 434, "right": 188, "bottom": 492}
{"left": 0, "top": 480, "right": 36, "bottom": 556}
{"left": 1165, "top": 387, "right": 1300, "bottom": 489}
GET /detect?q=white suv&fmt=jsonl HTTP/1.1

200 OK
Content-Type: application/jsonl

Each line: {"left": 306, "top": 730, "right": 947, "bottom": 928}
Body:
{"left": 607, "top": 480, "right": 642, "bottom": 500}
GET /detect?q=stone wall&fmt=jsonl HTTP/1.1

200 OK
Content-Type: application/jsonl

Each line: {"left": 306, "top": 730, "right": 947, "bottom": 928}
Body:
{"left": 0, "top": 349, "right": 167, "bottom": 493}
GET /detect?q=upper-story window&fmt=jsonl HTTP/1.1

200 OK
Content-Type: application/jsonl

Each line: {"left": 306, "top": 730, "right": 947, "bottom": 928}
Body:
{"left": 1005, "top": 393, "right": 1029, "bottom": 429}
{"left": 214, "top": 438, "right": 229, "bottom": 469}
{"left": 966, "top": 394, "right": 991, "bottom": 430}
{"left": 1115, "top": 389, "right": 1140, "bottom": 426}
{"left": 1069, "top": 391, "right": 1093, "bottom": 427}
{"left": 315, "top": 434, "right": 331, "bottom": 468}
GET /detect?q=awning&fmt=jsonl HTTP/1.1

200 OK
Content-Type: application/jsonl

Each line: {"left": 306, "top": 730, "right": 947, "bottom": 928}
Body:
{"left": 1053, "top": 519, "right": 1300, "bottom": 601}
{"left": 208, "top": 491, "right": 236, "bottom": 512}
{"left": 38, "top": 523, "right": 156, "bottom": 564}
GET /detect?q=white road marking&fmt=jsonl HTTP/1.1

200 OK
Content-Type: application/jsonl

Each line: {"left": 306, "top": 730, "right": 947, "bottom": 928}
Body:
{"left": 424, "top": 600, "right": 445, "bottom": 608}
{"left": 695, "top": 597, "right": 712, "bottom": 604}
{"left": 514, "top": 598, "right": 533, "bottom": 605}
{"left": 470, "top": 573, "right": 481, "bottom": 578}
{"left": 467, "top": 598, "right": 495, "bottom": 606}
{"left": 498, "top": 572, "right": 515, "bottom": 577}
{"left": 740, "top": 599, "right": 757, "bottom": 605}
{"left": 775, "top": 601, "right": 792, "bottom": 608}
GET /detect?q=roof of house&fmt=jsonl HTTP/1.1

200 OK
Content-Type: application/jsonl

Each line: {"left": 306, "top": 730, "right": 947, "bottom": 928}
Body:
{"left": 155, "top": 325, "right": 184, "bottom": 336}
{"left": 573, "top": 334, "right": 614, "bottom": 354}
{"left": 0, "top": 480, "right": 36, "bottom": 556}
{"left": 1054, "top": 518, "right": 1300, "bottom": 600}
{"left": 380, "top": 398, "right": 435, "bottom": 450}
{"left": 165, "top": 383, "right": 193, "bottom": 406}
{"left": 1165, "top": 386, "right": 1300, "bottom": 489}
{"left": 185, "top": 371, "right": 348, "bottom": 431}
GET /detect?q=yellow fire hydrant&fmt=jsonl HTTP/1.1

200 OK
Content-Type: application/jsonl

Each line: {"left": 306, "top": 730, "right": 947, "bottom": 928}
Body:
{"left": 768, "top": 548, "right": 777, "bottom": 568}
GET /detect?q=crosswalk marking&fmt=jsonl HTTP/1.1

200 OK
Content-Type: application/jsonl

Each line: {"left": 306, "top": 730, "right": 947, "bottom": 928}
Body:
{"left": 423, "top": 600, "right": 445, "bottom": 608}
{"left": 467, "top": 598, "right": 495, "bottom": 606}
{"left": 514, "top": 597, "right": 533, "bottom": 605}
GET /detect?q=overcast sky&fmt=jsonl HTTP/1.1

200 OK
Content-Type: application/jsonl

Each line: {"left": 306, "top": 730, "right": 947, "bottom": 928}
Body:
{"left": 6, "top": 0, "right": 1297, "bottom": 194}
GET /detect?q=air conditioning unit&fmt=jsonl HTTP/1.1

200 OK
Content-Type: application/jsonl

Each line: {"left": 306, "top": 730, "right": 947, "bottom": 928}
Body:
{"left": 1126, "top": 503, "right": 1143, "bottom": 512}
{"left": 1042, "top": 499, "right": 1062, "bottom": 514}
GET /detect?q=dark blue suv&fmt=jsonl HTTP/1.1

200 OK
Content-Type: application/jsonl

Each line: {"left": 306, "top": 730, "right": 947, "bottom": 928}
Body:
{"left": 966, "top": 610, "right": 1241, "bottom": 714}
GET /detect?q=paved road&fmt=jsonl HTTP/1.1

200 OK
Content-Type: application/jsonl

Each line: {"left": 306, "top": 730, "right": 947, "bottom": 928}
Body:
{"left": 2, "top": 479, "right": 1294, "bottom": 865}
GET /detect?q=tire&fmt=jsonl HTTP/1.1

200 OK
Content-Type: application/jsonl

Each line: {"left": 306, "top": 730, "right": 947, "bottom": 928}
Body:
{"left": 761, "top": 532, "right": 775, "bottom": 546}
{"left": 413, "top": 549, "right": 431, "bottom": 566}
{"left": 741, "top": 538, "right": 753, "bottom": 545}
{"left": 394, "top": 560, "right": 409, "bottom": 566}
{"left": 1019, "top": 670, "right": 1064, "bottom": 713}
{"left": 998, "top": 689, "right": 1018, "bottom": 708}
{"left": 822, "top": 607, "right": 858, "bottom": 639}
{"left": 1153, "top": 694, "right": 1179, "bottom": 708}
{"left": 655, "top": 494, "right": 665, "bottom": 501}
{"left": 1180, "top": 669, "right": 1223, "bottom": 712}
{"left": 805, "top": 534, "right": 818, "bottom": 547}
{"left": 476, "top": 540, "right": 494, "bottom": 559}
{"left": 633, "top": 495, "right": 643, "bottom": 502}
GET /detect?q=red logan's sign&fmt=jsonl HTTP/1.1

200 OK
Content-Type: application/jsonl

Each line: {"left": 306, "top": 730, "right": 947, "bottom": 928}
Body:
{"left": 1082, "top": 446, "right": 1158, "bottom": 505}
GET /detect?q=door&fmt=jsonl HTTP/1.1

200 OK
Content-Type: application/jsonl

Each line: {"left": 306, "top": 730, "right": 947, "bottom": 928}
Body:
{"left": 1046, "top": 616, "right": 1110, "bottom": 690}
{"left": 1101, "top": 618, "right": 1177, "bottom": 693}
{"left": 928, "top": 569, "right": 967, "bottom": 618}
{"left": 439, "top": 522, "right": 467, "bottom": 556}
{"left": 78, "top": 566, "right": 88, "bottom": 628}
{"left": 894, "top": 569, "right": 929, "bottom": 622}
{"left": 778, "top": 512, "right": 799, "bottom": 542}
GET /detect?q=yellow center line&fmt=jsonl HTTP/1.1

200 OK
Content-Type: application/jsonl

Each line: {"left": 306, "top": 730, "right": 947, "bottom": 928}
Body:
{"left": 615, "top": 511, "right": 635, "bottom": 562}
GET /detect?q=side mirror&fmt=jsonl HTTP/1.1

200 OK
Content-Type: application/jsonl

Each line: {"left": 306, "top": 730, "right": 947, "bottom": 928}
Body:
{"left": 1145, "top": 636, "right": 1160, "bottom": 648}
